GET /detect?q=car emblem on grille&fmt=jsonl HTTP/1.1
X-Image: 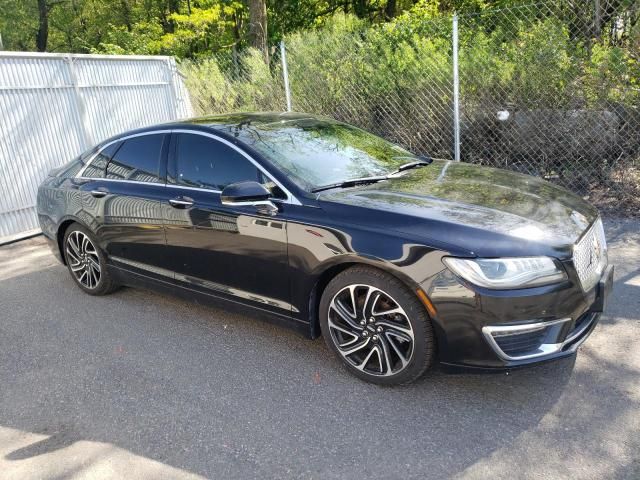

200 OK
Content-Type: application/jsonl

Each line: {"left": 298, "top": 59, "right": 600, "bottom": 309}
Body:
{"left": 589, "top": 235, "right": 601, "bottom": 267}
{"left": 570, "top": 211, "right": 589, "bottom": 230}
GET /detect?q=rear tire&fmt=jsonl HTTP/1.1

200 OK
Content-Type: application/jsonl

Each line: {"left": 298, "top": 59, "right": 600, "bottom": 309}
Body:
{"left": 319, "top": 265, "right": 435, "bottom": 385}
{"left": 62, "top": 223, "right": 118, "bottom": 296}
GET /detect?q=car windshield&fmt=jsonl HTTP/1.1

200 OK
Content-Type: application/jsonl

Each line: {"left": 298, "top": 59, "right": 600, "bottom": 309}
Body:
{"left": 222, "top": 118, "right": 422, "bottom": 191}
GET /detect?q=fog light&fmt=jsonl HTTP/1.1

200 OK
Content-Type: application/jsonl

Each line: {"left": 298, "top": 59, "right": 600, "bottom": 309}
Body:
{"left": 482, "top": 318, "right": 571, "bottom": 361}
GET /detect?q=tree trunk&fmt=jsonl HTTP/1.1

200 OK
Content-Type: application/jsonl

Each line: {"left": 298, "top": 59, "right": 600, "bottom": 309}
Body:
{"left": 121, "top": 0, "right": 132, "bottom": 32}
{"left": 354, "top": 0, "right": 367, "bottom": 18}
{"left": 162, "top": 0, "right": 180, "bottom": 33}
{"left": 385, "top": 0, "right": 396, "bottom": 19}
{"left": 167, "top": 0, "right": 180, "bottom": 13}
{"left": 248, "top": 0, "right": 268, "bottom": 63}
{"left": 36, "top": 0, "right": 49, "bottom": 52}
{"left": 232, "top": 12, "right": 241, "bottom": 77}
{"left": 594, "top": 0, "right": 601, "bottom": 41}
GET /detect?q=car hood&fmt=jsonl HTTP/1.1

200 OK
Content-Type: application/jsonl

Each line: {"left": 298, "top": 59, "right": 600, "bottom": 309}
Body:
{"left": 318, "top": 160, "right": 599, "bottom": 257}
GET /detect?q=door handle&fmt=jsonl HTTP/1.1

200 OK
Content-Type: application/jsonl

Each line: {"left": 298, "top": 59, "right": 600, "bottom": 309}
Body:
{"left": 169, "top": 198, "right": 194, "bottom": 208}
{"left": 90, "top": 189, "right": 108, "bottom": 198}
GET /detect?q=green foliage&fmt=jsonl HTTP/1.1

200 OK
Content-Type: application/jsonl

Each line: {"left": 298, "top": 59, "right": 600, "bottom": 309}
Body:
{"left": 585, "top": 43, "right": 640, "bottom": 104}
{"left": 505, "top": 19, "right": 574, "bottom": 106}
{"left": 180, "top": 48, "right": 286, "bottom": 115}
{"left": 0, "top": 0, "right": 37, "bottom": 50}
{"left": 459, "top": 18, "right": 575, "bottom": 108}
{"left": 85, "top": 1, "right": 245, "bottom": 57}
{"left": 91, "top": 22, "right": 165, "bottom": 55}
{"left": 162, "top": 3, "right": 244, "bottom": 57}
{"left": 0, "top": 0, "right": 430, "bottom": 56}
{"left": 181, "top": 57, "right": 238, "bottom": 112}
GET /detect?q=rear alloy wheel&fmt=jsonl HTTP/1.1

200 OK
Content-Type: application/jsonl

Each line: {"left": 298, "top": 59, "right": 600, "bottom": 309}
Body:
{"left": 63, "top": 224, "right": 117, "bottom": 295}
{"left": 319, "top": 266, "right": 434, "bottom": 385}
{"left": 66, "top": 230, "right": 101, "bottom": 289}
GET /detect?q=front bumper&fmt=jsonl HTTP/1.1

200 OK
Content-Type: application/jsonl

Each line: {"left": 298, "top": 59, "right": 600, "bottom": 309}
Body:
{"left": 480, "top": 309, "right": 600, "bottom": 366}
{"left": 428, "top": 264, "right": 614, "bottom": 370}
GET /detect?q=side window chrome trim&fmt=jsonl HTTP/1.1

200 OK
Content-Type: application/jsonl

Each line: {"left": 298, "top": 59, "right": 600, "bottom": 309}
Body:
{"left": 75, "top": 130, "right": 171, "bottom": 179}
{"left": 165, "top": 183, "right": 287, "bottom": 203}
{"left": 165, "top": 183, "right": 221, "bottom": 194}
{"left": 75, "top": 177, "right": 163, "bottom": 186}
{"left": 75, "top": 128, "right": 302, "bottom": 206}
{"left": 170, "top": 128, "right": 302, "bottom": 206}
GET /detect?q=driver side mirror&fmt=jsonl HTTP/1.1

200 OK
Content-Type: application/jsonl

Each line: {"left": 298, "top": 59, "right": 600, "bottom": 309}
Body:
{"left": 221, "top": 181, "right": 278, "bottom": 216}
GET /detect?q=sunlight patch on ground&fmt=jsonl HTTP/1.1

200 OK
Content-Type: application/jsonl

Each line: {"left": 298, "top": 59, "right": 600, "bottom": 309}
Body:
{"left": 624, "top": 275, "right": 640, "bottom": 287}
{"left": 0, "top": 237, "right": 59, "bottom": 282}
{"left": 0, "top": 426, "right": 207, "bottom": 480}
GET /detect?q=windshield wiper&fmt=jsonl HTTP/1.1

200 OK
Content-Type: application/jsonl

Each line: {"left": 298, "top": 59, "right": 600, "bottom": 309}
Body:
{"left": 311, "top": 157, "right": 433, "bottom": 194}
{"left": 390, "top": 156, "right": 432, "bottom": 174}
{"left": 311, "top": 176, "right": 388, "bottom": 193}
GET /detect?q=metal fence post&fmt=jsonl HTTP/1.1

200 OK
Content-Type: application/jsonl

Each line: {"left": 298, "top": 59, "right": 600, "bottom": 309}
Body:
{"left": 164, "top": 57, "right": 180, "bottom": 120}
{"left": 452, "top": 13, "right": 461, "bottom": 162}
{"left": 66, "top": 54, "right": 92, "bottom": 149}
{"left": 280, "top": 40, "right": 292, "bottom": 112}
{"left": 594, "top": 0, "right": 602, "bottom": 40}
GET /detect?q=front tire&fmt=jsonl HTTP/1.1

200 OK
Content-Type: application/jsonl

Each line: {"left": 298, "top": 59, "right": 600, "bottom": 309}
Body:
{"left": 319, "top": 266, "right": 435, "bottom": 385}
{"left": 63, "top": 223, "right": 118, "bottom": 296}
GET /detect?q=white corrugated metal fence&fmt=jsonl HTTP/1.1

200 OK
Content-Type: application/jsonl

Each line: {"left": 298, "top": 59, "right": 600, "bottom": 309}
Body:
{"left": 0, "top": 52, "right": 192, "bottom": 244}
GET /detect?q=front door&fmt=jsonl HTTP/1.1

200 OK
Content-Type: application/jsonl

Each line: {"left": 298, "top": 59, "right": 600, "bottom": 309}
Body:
{"left": 163, "top": 131, "right": 291, "bottom": 315}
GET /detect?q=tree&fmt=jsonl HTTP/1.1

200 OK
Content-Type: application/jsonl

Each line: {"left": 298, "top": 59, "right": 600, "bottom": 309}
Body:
{"left": 35, "top": 0, "right": 70, "bottom": 51}
{"left": 248, "top": 0, "right": 268, "bottom": 62}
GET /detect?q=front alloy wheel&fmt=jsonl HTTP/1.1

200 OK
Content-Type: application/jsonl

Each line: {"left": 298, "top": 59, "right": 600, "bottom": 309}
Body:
{"left": 319, "top": 266, "right": 435, "bottom": 385}
{"left": 328, "top": 285, "right": 414, "bottom": 377}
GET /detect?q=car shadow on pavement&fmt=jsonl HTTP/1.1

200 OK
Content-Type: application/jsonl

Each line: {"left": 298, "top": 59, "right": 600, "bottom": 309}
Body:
{"left": 0, "top": 229, "right": 638, "bottom": 479}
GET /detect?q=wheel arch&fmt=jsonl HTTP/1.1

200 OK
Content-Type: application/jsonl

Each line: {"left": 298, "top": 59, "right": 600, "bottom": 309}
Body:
{"left": 56, "top": 216, "right": 91, "bottom": 265}
{"left": 307, "top": 256, "right": 425, "bottom": 339}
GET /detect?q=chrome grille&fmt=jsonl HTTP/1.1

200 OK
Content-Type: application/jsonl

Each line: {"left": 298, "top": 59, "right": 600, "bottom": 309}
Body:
{"left": 573, "top": 218, "right": 607, "bottom": 292}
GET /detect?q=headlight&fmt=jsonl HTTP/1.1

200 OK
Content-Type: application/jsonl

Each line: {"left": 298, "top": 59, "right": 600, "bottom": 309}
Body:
{"left": 442, "top": 256, "right": 567, "bottom": 289}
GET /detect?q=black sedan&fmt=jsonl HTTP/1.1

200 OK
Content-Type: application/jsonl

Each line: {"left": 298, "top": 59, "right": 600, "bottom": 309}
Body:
{"left": 37, "top": 112, "right": 613, "bottom": 385}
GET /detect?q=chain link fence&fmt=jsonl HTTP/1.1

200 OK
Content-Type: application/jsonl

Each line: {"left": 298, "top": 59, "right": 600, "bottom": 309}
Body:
{"left": 285, "top": 15, "right": 456, "bottom": 161}
{"left": 182, "top": 0, "right": 640, "bottom": 211}
{"left": 455, "top": 1, "right": 639, "bottom": 210}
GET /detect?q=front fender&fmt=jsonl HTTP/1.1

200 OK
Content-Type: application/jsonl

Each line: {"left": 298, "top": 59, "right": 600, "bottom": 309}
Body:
{"left": 286, "top": 221, "right": 449, "bottom": 327}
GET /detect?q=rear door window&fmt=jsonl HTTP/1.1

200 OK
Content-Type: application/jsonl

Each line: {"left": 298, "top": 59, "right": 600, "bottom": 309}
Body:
{"left": 106, "top": 134, "right": 165, "bottom": 183}
{"left": 83, "top": 142, "right": 121, "bottom": 179}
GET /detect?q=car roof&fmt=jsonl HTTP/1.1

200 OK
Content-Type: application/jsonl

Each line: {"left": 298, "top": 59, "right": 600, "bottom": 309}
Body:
{"left": 175, "top": 111, "right": 332, "bottom": 130}
{"left": 179, "top": 112, "right": 331, "bottom": 128}
{"left": 99, "top": 111, "right": 335, "bottom": 149}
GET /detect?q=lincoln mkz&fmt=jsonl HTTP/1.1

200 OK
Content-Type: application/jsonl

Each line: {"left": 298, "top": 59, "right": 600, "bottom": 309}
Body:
{"left": 37, "top": 112, "right": 613, "bottom": 384}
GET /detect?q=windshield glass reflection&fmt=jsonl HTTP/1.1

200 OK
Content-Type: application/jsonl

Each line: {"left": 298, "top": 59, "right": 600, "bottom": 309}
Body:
{"left": 220, "top": 118, "right": 421, "bottom": 190}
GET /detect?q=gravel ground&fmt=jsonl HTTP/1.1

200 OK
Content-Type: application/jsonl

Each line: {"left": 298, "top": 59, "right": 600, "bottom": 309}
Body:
{"left": 0, "top": 217, "right": 638, "bottom": 480}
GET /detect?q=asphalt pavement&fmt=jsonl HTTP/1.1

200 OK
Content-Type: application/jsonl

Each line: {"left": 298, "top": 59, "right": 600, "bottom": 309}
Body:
{"left": 0, "top": 217, "right": 638, "bottom": 480}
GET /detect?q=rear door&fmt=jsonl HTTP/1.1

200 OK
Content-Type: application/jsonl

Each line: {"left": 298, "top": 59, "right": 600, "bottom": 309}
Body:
{"left": 79, "top": 132, "right": 171, "bottom": 279}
